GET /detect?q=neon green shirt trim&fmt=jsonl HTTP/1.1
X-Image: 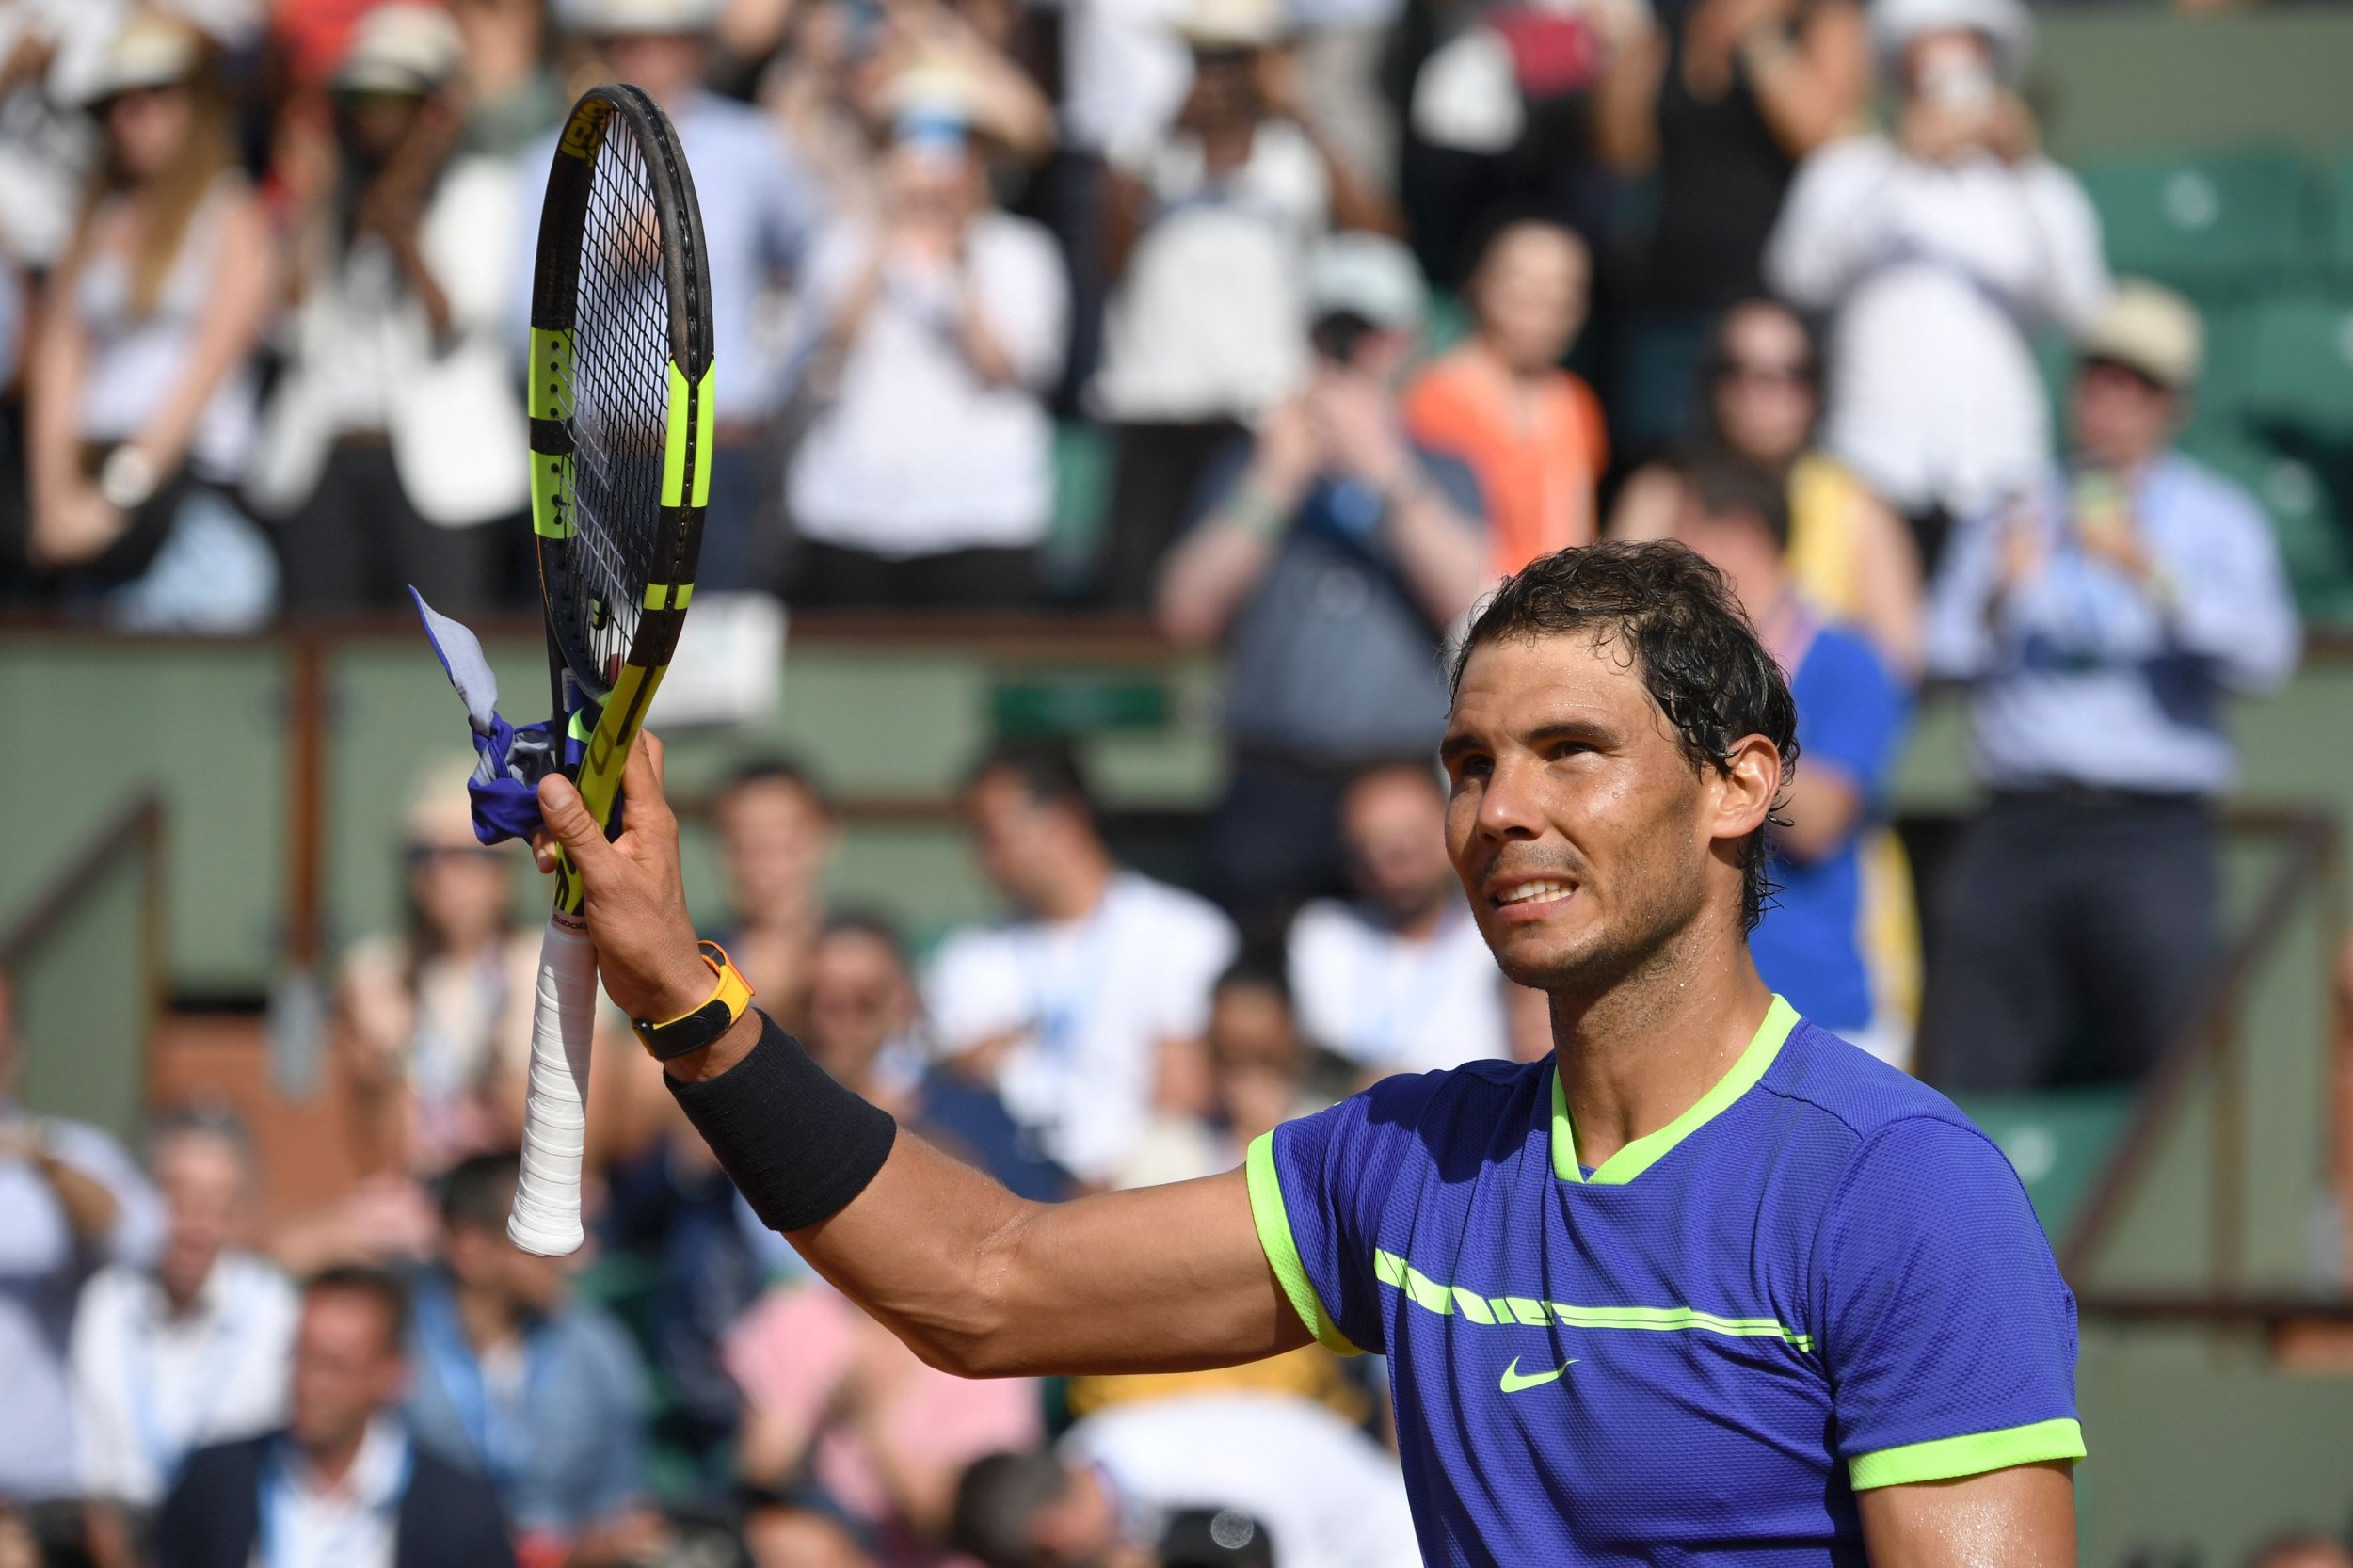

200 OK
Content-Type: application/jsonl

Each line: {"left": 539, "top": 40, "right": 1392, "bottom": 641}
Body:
{"left": 1372, "top": 1248, "right": 1814, "bottom": 1351}
{"left": 1552, "top": 995, "right": 1801, "bottom": 1184}
{"left": 1849, "top": 1417, "right": 2087, "bottom": 1490}
{"left": 1244, "top": 1132, "right": 1363, "bottom": 1357}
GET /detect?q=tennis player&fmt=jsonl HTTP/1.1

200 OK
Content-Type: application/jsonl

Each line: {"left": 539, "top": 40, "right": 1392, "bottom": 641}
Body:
{"left": 536, "top": 542, "right": 2083, "bottom": 1565}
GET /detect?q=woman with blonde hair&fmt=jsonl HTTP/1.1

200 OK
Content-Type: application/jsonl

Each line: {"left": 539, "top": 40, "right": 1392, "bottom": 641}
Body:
{"left": 25, "top": 12, "right": 277, "bottom": 630}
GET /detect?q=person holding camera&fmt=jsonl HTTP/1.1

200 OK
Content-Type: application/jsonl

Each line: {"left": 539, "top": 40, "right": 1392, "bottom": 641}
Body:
{"left": 1156, "top": 232, "right": 1490, "bottom": 924}
{"left": 1763, "top": 0, "right": 2107, "bottom": 570}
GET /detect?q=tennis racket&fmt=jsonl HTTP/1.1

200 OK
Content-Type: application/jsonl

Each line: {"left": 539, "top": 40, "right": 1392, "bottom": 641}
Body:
{"left": 509, "top": 85, "right": 714, "bottom": 1256}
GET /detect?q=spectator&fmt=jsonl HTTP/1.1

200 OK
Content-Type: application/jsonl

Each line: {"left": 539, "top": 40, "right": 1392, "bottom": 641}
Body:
{"left": 1593, "top": 0, "right": 1867, "bottom": 456}
{"left": 0, "top": 973, "right": 163, "bottom": 1511}
{"left": 742, "top": 1497, "right": 879, "bottom": 1568}
{"left": 0, "top": 4, "right": 117, "bottom": 271}
{"left": 250, "top": 4, "right": 533, "bottom": 612}
{"left": 711, "top": 755, "right": 840, "bottom": 1022}
{"left": 1157, "top": 233, "right": 1491, "bottom": 920}
{"left": 1765, "top": 0, "right": 2108, "bottom": 568}
{"left": 407, "top": 1152, "right": 660, "bottom": 1564}
{"left": 811, "top": 913, "right": 1072, "bottom": 1202}
{"left": 1115, "top": 954, "right": 1326, "bottom": 1187}
{"left": 24, "top": 11, "right": 278, "bottom": 632}
{"left": 1089, "top": 0, "right": 1396, "bottom": 607}
{"left": 336, "top": 763, "right": 537, "bottom": 1175}
{"left": 1288, "top": 761, "right": 1514, "bottom": 1076}
{"left": 1610, "top": 298, "right": 1923, "bottom": 680}
{"left": 1922, "top": 281, "right": 2300, "bottom": 1091}
{"left": 564, "top": 0, "right": 822, "bottom": 590}
{"left": 725, "top": 1271, "right": 1044, "bottom": 1558}
{"left": 1402, "top": 216, "right": 1604, "bottom": 576}
{"left": 452, "top": 0, "right": 565, "bottom": 158}
{"left": 925, "top": 742, "right": 1239, "bottom": 1186}
{"left": 1670, "top": 456, "right": 1909, "bottom": 1056}
{"left": 952, "top": 1394, "right": 1420, "bottom": 1568}
{"left": 786, "top": 67, "right": 1069, "bottom": 609}
{"left": 157, "top": 1266, "right": 516, "bottom": 1568}
{"left": 71, "top": 1108, "right": 298, "bottom": 1568}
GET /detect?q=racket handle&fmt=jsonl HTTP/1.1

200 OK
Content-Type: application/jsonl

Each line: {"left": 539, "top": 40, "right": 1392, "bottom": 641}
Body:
{"left": 509, "top": 916, "right": 598, "bottom": 1256}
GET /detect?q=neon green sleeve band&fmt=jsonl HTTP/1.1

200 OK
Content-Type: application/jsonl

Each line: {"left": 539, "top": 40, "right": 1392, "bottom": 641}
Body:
{"left": 1243, "top": 1132, "right": 1362, "bottom": 1358}
{"left": 1849, "top": 1417, "right": 2086, "bottom": 1490}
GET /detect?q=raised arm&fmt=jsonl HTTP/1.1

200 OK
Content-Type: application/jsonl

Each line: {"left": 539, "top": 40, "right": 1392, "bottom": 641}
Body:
{"left": 532, "top": 735, "right": 1310, "bottom": 1378}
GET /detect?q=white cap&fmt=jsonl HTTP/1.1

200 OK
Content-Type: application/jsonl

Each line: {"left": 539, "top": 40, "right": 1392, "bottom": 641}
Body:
{"left": 561, "top": 0, "right": 723, "bottom": 36}
{"left": 1870, "top": 0, "right": 2033, "bottom": 82}
{"left": 1172, "top": 0, "right": 1287, "bottom": 49}
{"left": 2079, "top": 280, "right": 2204, "bottom": 390}
{"left": 1306, "top": 232, "right": 1427, "bottom": 331}
{"left": 87, "top": 11, "right": 204, "bottom": 104}
{"left": 334, "top": 4, "right": 463, "bottom": 95}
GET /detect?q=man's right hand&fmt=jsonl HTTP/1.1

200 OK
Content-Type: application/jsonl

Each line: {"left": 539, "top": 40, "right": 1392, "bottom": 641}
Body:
{"left": 531, "top": 733, "right": 717, "bottom": 1030}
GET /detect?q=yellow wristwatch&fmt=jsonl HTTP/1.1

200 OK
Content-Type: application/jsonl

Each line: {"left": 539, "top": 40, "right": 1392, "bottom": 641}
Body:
{"left": 632, "top": 941, "right": 756, "bottom": 1060}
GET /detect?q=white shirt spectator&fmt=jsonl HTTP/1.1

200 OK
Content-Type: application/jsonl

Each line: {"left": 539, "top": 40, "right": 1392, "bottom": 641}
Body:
{"left": 0, "top": 1113, "right": 163, "bottom": 1502}
{"left": 72, "top": 1250, "right": 300, "bottom": 1507}
{"left": 264, "top": 1415, "right": 410, "bottom": 1568}
{"left": 926, "top": 872, "right": 1238, "bottom": 1182}
{"left": 74, "top": 178, "right": 261, "bottom": 483}
{"left": 1090, "top": 119, "right": 1330, "bottom": 424}
{"left": 789, "top": 210, "right": 1068, "bottom": 558}
{"left": 1062, "top": 1394, "right": 1423, "bottom": 1568}
{"left": 1288, "top": 899, "right": 1511, "bottom": 1075}
{"left": 1765, "top": 137, "right": 2109, "bottom": 520}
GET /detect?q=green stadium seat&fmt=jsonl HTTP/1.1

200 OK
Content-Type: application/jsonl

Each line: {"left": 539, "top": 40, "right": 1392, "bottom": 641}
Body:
{"left": 2076, "top": 148, "right": 2315, "bottom": 295}
{"left": 2331, "top": 146, "right": 2353, "bottom": 275}
{"left": 2217, "top": 294, "right": 2353, "bottom": 425}
{"left": 1044, "top": 420, "right": 1116, "bottom": 592}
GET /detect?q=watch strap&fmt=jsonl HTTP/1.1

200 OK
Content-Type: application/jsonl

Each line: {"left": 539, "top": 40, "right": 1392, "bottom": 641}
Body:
{"left": 632, "top": 941, "right": 756, "bottom": 1061}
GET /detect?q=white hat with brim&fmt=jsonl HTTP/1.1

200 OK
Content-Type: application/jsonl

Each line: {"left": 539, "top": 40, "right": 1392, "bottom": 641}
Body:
{"left": 562, "top": 0, "right": 723, "bottom": 37}
{"left": 1306, "top": 232, "right": 1428, "bottom": 332}
{"left": 1172, "top": 0, "right": 1288, "bottom": 51}
{"left": 86, "top": 13, "right": 203, "bottom": 104}
{"left": 334, "top": 4, "right": 464, "bottom": 95}
{"left": 1870, "top": 0, "right": 2034, "bottom": 83}
{"left": 2079, "top": 280, "right": 2204, "bottom": 391}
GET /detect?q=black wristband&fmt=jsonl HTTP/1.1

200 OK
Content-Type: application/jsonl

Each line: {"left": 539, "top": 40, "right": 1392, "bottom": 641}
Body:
{"left": 664, "top": 1011, "right": 898, "bottom": 1233}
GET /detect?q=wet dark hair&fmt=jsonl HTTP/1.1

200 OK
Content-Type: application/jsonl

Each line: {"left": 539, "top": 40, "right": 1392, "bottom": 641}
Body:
{"left": 1449, "top": 541, "right": 1799, "bottom": 933}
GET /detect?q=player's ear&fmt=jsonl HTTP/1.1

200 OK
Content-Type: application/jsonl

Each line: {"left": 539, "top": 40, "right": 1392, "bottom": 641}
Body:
{"left": 1709, "top": 734, "right": 1781, "bottom": 846}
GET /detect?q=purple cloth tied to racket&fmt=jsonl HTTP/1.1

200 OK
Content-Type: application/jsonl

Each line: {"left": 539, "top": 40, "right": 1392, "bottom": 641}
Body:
{"left": 410, "top": 588, "right": 564, "bottom": 846}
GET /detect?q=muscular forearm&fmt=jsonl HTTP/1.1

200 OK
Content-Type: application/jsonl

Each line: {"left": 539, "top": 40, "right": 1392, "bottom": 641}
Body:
{"left": 665, "top": 1016, "right": 1304, "bottom": 1378}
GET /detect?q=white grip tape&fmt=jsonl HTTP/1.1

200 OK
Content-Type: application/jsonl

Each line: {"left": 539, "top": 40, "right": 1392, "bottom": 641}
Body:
{"left": 508, "top": 916, "right": 598, "bottom": 1256}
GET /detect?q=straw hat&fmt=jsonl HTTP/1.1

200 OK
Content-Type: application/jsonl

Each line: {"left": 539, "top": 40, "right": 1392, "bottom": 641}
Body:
{"left": 334, "top": 5, "right": 464, "bottom": 95}
{"left": 86, "top": 12, "right": 204, "bottom": 104}
{"left": 2079, "top": 280, "right": 2204, "bottom": 391}
{"left": 1870, "top": 0, "right": 2034, "bottom": 83}
{"left": 562, "top": 0, "right": 724, "bottom": 36}
{"left": 1172, "top": 0, "right": 1288, "bottom": 51}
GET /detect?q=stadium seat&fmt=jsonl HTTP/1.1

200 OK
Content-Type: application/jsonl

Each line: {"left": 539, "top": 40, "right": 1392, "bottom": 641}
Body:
{"left": 2076, "top": 147, "right": 2315, "bottom": 296}
{"left": 2217, "top": 294, "right": 2353, "bottom": 425}
{"left": 2331, "top": 145, "right": 2353, "bottom": 275}
{"left": 1045, "top": 420, "right": 1116, "bottom": 591}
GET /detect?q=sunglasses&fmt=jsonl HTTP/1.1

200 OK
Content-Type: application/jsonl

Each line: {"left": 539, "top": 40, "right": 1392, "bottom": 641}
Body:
{"left": 407, "top": 843, "right": 506, "bottom": 868}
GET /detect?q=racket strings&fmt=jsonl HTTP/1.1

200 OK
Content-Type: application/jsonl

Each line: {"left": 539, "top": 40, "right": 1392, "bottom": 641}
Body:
{"left": 562, "top": 117, "right": 675, "bottom": 696}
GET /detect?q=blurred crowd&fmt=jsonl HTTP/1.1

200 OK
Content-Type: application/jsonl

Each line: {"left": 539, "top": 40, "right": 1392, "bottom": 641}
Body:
{"left": 0, "top": 0, "right": 2335, "bottom": 1560}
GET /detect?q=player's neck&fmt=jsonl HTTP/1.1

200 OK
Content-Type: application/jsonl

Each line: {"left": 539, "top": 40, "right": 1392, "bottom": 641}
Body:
{"left": 1545, "top": 926, "right": 1775, "bottom": 1172}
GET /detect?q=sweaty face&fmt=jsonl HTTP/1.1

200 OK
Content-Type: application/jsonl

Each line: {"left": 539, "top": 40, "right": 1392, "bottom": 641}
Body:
{"left": 1440, "top": 633, "right": 1726, "bottom": 993}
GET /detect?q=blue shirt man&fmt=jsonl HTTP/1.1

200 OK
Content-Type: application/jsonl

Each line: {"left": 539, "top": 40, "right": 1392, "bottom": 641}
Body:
{"left": 1920, "top": 281, "right": 2298, "bottom": 1090}
{"left": 405, "top": 1155, "right": 649, "bottom": 1554}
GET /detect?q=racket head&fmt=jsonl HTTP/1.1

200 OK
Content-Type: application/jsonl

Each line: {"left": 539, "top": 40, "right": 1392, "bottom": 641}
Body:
{"left": 526, "top": 84, "right": 713, "bottom": 744}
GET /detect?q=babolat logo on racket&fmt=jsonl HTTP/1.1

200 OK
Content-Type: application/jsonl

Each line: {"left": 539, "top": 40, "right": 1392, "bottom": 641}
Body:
{"left": 559, "top": 97, "right": 615, "bottom": 159}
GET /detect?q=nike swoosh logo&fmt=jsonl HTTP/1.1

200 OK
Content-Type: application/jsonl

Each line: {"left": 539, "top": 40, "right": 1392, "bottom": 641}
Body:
{"left": 1498, "top": 1355, "right": 1577, "bottom": 1393}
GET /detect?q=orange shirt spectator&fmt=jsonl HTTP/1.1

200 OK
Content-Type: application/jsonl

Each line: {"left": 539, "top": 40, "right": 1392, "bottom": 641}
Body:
{"left": 1402, "top": 217, "right": 1604, "bottom": 575}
